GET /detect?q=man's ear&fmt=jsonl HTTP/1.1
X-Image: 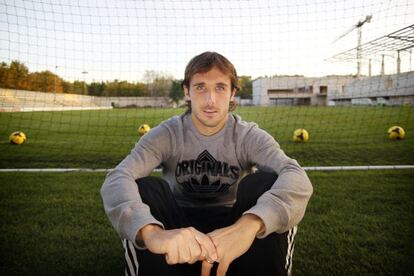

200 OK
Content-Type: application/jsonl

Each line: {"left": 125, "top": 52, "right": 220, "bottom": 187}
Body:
{"left": 183, "top": 85, "right": 190, "bottom": 101}
{"left": 230, "top": 88, "right": 237, "bottom": 101}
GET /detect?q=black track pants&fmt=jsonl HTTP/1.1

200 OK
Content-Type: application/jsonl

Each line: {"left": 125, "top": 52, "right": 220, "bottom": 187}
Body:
{"left": 123, "top": 172, "right": 296, "bottom": 276}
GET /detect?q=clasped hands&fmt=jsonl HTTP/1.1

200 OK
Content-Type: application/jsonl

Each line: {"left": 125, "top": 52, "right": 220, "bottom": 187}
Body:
{"left": 139, "top": 214, "right": 264, "bottom": 276}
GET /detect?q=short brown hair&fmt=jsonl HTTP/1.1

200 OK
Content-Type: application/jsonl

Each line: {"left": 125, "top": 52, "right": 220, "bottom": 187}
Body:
{"left": 182, "top": 51, "right": 239, "bottom": 112}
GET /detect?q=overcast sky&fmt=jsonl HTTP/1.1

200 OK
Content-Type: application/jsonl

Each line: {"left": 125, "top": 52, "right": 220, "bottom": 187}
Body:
{"left": 0, "top": 0, "right": 413, "bottom": 82}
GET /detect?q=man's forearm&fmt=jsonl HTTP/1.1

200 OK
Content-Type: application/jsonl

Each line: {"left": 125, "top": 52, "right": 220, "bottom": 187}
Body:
{"left": 237, "top": 214, "right": 265, "bottom": 237}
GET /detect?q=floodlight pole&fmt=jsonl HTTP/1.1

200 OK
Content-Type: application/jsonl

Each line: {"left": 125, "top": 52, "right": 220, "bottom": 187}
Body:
{"left": 82, "top": 71, "right": 88, "bottom": 94}
{"left": 397, "top": 50, "right": 401, "bottom": 74}
{"left": 368, "top": 59, "right": 372, "bottom": 77}
{"left": 54, "top": 65, "right": 58, "bottom": 92}
{"left": 356, "top": 15, "right": 372, "bottom": 78}
{"left": 357, "top": 26, "right": 362, "bottom": 77}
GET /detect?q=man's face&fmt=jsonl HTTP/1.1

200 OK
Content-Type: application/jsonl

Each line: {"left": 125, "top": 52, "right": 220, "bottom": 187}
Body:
{"left": 184, "top": 66, "right": 235, "bottom": 136}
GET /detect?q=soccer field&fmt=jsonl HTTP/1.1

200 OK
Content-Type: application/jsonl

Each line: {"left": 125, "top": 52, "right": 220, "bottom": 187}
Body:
{"left": 0, "top": 106, "right": 413, "bottom": 274}
{"left": 1, "top": 106, "right": 413, "bottom": 168}
{"left": 0, "top": 170, "right": 413, "bottom": 275}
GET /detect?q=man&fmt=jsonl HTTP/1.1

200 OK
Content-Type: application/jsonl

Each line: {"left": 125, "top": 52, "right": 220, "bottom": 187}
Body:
{"left": 101, "top": 51, "right": 313, "bottom": 276}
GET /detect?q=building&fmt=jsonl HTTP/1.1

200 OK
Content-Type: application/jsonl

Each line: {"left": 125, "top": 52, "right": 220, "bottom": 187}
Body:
{"left": 252, "top": 76, "right": 355, "bottom": 106}
{"left": 328, "top": 71, "right": 414, "bottom": 106}
{"left": 252, "top": 72, "right": 414, "bottom": 106}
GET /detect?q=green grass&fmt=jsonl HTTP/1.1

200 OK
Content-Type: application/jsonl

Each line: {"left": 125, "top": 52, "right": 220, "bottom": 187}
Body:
{"left": 1, "top": 170, "right": 413, "bottom": 275}
{"left": 0, "top": 172, "right": 124, "bottom": 275}
{"left": 1, "top": 106, "right": 413, "bottom": 168}
{"left": 295, "top": 170, "right": 414, "bottom": 275}
{"left": 1, "top": 105, "right": 413, "bottom": 274}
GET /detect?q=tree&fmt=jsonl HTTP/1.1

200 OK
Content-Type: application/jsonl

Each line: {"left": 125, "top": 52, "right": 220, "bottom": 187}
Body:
{"left": 0, "top": 60, "right": 181, "bottom": 98}
{"left": 101, "top": 80, "right": 147, "bottom": 97}
{"left": 0, "top": 60, "right": 66, "bottom": 93}
{"left": 0, "top": 62, "right": 8, "bottom": 87}
{"left": 143, "top": 70, "right": 173, "bottom": 97}
{"left": 4, "top": 60, "right": 29, "bottom": 89}
{"left": 62, "top": 80, "right": 74, "bottom": 94}
{"left": 237, "top": 76, "right": 252, "bottom": 99}
{"left": 169, "top": 79, "right": 183, "bottom": 104}
{"left": 72, "top": 81, "right": 87, "bottom": 94}
{"left": 88, "top": 81, "right": 106, "bottom": 96}
{"left": 27, "top": 70, "right": 64, "bottom": 93}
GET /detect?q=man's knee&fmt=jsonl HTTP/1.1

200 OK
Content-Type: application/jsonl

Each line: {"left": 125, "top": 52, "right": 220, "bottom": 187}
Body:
{"left": 135, "top": 176, "right": 185, "bottom": 230}
{"left": 236, "top": 171, "right": 278, "bottom": 207}
{"left": 136, "top": 175, "right": 170, "bottom": 190}
{"left": 135, "top": 176, "right": 172, "bottom": 204}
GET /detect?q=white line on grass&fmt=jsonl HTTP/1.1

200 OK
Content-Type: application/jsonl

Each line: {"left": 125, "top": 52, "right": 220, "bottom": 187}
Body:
{"left": 1, "top": 165, "right": 414, "bottom": 173}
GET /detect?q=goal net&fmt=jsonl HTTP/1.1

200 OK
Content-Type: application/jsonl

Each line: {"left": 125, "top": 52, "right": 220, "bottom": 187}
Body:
{"left": 1, "top": 0, "right": 413, "bottom": 169}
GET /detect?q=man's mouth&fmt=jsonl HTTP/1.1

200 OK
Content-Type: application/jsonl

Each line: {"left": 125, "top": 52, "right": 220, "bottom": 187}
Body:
{"left": 203, "top": 110, "right": 217, "bottom": 116}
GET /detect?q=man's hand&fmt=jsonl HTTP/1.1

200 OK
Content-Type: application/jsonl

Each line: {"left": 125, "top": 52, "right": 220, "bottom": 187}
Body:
{"left": 201, "top": 214, "right": 264, "bottom": 276}
{"left": 138, "top": 224, "right": 218, "bottom": 265}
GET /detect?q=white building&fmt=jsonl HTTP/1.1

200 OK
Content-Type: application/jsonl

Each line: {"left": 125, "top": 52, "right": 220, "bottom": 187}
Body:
{"left": 253, "top": 76, "right": 354, "bottom": 106}
{"left": 328, "top": 71, "right": 414, "bottom": 106}
{"left": 252, "top": 72, "right": 414, "bottom": 106}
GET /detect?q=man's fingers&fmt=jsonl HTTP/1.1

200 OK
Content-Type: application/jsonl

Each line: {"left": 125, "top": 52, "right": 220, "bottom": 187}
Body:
{"left": 193, "top": 230, "right": 218, "bottom": 261}
{"left": 197, "top": 244, "right": 208, "bottom": 261}
{"left": 216, "top": 262, "right": 230, "bottom": 276}
{"left": 201, "top": 260, "right": 214, "bottom": 276}
{"left": 165, "top": 247, "right": 181, "bottom": 265}
{"left": 165, "top": 253, "right": 175, "bottom": 265}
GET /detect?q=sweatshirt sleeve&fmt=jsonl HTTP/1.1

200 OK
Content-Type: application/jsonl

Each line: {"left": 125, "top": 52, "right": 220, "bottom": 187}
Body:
{"left": 100, "top": 122, "right": 175, "bottom": 247}
{"left": 241, "top": 126, "right": 313, "bottom": 237}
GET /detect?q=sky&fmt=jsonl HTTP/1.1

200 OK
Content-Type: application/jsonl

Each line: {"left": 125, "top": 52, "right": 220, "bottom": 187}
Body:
{"left": 0, "top": 0, "right": 413, "bottom": 82}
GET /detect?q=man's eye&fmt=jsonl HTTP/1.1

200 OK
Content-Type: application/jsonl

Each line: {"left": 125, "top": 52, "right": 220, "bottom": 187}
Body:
{"left": 196, "top": 85, "right": 205, "bottom": 91}
{"left": 216, "top": 86, "right": 225, "bottom": 92}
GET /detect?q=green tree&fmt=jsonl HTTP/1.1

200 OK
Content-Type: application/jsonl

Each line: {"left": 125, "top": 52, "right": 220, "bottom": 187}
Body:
{"left": 102, "top": 80, "right": 148, "bottom": 97}
{"left": 169, "top": 79, "right": 183, "bottom": 104}
{"left": 237, "top": 76, "right": 252, "bottom": 99}
{"left": 0, "top": 62, "right": 8, "bottom": 87}
{"left": 62, "top": 80, "right": 74, "bottom": 94}
{"left": 72, "top": 80, "right": 87, "bottom": 94}
{"left": 88, "top": 82, "right": 106, "bottom": 96}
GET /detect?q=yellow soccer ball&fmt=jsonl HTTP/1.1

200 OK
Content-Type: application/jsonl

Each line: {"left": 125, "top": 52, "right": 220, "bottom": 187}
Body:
{"left": 138, "top": 124, "right": 151, "bottom": 136}
{"left": 293, "top": 128, "right": 309, "bottom": 142}
{"left": 387, "top": 126, "right": 405, "bottom": 140}
{"left": 9, "top": 131, "right": 27, "bottom": 145}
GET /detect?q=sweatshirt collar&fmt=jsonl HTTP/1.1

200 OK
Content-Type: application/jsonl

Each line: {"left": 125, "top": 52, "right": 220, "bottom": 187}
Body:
{"left": 184, "top": 113, "right": 235, "bottom": 141}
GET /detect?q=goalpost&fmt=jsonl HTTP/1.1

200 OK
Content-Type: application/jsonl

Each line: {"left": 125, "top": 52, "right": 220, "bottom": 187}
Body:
{"left": 0, "top": 0, "right": 413, "bottom": 170}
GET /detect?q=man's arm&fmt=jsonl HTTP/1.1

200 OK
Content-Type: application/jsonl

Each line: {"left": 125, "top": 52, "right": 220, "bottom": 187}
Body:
{"left": 242, "top": 126, "right": 313, "bottom": 237}
{"left": 100, "top": 124, "right": 174, "bottom": 247}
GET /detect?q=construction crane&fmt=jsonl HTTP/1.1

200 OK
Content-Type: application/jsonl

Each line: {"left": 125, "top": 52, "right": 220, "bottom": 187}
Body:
{"left": 333, "top": 15, "right": 372, "bottom": 77}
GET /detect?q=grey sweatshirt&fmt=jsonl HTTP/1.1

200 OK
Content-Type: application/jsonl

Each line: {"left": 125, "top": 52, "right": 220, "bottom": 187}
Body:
{"left": 101, "top": 113, "right": 313, "bottom": 247}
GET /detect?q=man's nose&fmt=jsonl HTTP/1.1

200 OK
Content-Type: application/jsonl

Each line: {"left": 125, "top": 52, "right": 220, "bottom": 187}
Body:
{"left": 205, "top": 90, "right": 216, "bottom": 104}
